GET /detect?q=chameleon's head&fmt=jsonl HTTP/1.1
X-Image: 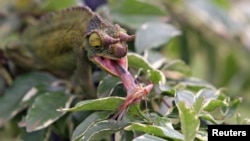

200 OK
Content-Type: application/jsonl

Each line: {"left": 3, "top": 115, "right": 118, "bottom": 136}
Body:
{"left": 85, "top": 23, "right": 134, "bottom": 76}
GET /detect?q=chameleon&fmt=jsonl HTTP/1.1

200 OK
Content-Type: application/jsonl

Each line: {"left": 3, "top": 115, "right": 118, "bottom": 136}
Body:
{"left": 4, "top": 6, "right": 135, "bottom": 99}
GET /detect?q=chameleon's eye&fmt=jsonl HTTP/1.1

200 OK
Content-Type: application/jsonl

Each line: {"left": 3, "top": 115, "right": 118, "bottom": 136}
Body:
{"left": 89, "top": 33, "right": 102, "bottom": 48}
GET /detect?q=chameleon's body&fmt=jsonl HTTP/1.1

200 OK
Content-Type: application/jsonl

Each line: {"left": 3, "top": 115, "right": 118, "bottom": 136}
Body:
{"left": 21, "top": 6, "right": 133, "bottom": 74}
{"left": 6, "top": 6, "right": 134, "bottom": 98}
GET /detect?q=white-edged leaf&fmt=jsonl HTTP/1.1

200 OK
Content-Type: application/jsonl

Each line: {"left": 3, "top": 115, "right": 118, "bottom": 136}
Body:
{"left": 26, "top": 92, "right": 73, "bottom": 132}
{"left": 125, "top": 123, "right": 184, "bottom": 140}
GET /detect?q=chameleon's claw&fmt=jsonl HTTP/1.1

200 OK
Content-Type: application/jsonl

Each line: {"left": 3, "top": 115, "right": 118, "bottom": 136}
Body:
{"left": 119, "top": 32, "right": 135, "bottom": 41}
{"left": 103, "top": 35, "right": 120, "bottom": 45}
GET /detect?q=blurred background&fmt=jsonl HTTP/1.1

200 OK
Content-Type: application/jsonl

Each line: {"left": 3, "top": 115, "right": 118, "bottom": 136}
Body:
{"left": 0, "top": 0, "right": 250, "bottom": 139}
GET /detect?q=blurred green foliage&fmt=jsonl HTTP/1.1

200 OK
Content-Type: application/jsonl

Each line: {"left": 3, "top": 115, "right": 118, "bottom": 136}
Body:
{"left": 1, "top": 0, "right": 250, "bottom": 140}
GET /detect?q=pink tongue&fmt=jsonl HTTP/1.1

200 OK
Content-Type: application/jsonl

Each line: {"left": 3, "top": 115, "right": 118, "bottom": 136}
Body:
{"left": 113, "top": 62, "right": 136, "bottom": 91}
{"left": 113, "top": 61, "right": 154, "bottom": 95}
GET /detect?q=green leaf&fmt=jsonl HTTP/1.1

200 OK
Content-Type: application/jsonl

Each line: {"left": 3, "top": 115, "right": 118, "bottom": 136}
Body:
{"left": 151, "top": 116, "right": 173, "bottom": 128}
{"left": 72, "top": 111, "right": 111, "bottom": 141}
{"left": 97, "top": 76, "right": 120, "bottom": 98}
{"left": 22, "top": 129, "right": 47, "bottom": 141}
{"left": 222, "top": 97, "right": 242, "bottom": 118}
{"left": 120, "top": 130, "right": 134, "bottom": 141}
{"left": 175, "top": 91, "right": 195, "bottom": 108}
{"left": 196, "top": 89, "right": 228, "bottom": 112}
{"left": 128, "top": 53, "right": 154, "bottom": 70}
{"left": 148, "top": 69, "right": 166, "bottom": 84}
{"left": 26, "top": 92, "right": 73, "bottom": 132}
{"left": 110, "top": 83, "right": 127, "bottom": 97}
{"left": 0, "top": 72, "right": 57, "bottom": 126}
{"left": 135, "top": 22, "right": 181, "bottom": 53}
{"left": 80, "top": 120, "right": 129, "bottom": 141}
{"left": 128, "top": 53, "right": 165, "bottom": 84}
{"left": 133, "top": 134, "right": 166, "bottom": 141}
{"left": 125, "top": 123, "right": 184, "bottom": 140}
{"left": 60, "top": 97, "right": 138, "bottom": 115}
{"left": 177, "top": 102, "right": 200, "bottom": 141}
{"left": 199, "top": 113, "right": 223, "bottom": 124}
{"left": 203, "top": 99, "right": 228, "bottom": 112}
{"left": 193, "top": 97, "right": 204, "bottom": 114}
{"left": 61, "top": 97, "right": 124, "bottom": 111}
{"left": 159, "top": 84, "right": 176, "bottom": 96}
{"left": 109, "top": 0, "right": 167, "bottom": 29}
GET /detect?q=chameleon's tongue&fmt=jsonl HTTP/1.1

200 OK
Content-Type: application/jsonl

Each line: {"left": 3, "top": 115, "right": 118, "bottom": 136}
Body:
{"left": 92, "top": 56, "right": 128, "bottom": 76}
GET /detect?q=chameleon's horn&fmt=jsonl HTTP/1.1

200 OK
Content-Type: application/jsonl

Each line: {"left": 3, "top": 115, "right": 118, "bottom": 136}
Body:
{"left": 110, "top": 43, "right": 128, "bottom": 58}
{"left": 103, "top": 35, "right": 120, "bottom": 44}
{"left": 119, "top": 32, "right": 135, "bottom": 41}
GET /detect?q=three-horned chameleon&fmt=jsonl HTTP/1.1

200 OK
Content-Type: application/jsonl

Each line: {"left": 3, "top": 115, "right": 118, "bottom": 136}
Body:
{"left": 4, "top": 6, "right": 134, "bottom": 99}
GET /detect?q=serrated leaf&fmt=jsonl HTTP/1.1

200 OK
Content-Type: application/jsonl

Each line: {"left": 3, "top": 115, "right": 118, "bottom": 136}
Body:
{"left": 175, "top": 91, "right": 195, "bottom": 108}
{"left": 125, "top": 123, "right": 184, "bottom": 140}
{"left": 80, "top": 120, "right": 129, "bottom": 141}
{"left": 133, "top": 134, "right": 166, "bottom": 141}
{"left": 177, "top": 102, "right": 200, "bottom": 141}
{"left": 135, "top": 22, "right": 180, "bottom": 53}
{"left": 26, "top": 92, "right": 73, "bottom": 132}
{"left": 97, "top": 76, "right": 120, "bottom": 98}
{"left": 72, "top": 111, "right": 111, "bottom": 141}
{"left": 0, "top": 72, "right": 57, "bottom": 126}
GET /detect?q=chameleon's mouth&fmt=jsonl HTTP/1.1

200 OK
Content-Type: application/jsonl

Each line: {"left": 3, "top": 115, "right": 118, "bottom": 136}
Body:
{"left": 92, "top": 56, "right": 128, "bottom": 76}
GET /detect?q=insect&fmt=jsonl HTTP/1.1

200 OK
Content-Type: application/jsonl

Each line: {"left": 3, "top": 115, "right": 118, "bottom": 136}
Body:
{"left": 112, "top": 60, "right": 153, "bottom": 120}
{"left": 112, "top": 84, "right": 153, "bottom": 120}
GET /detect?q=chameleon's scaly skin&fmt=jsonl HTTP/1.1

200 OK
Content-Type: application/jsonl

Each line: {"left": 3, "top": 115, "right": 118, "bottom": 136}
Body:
{"left": 22, "top": 7, "right": 94, "bottom": 72}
